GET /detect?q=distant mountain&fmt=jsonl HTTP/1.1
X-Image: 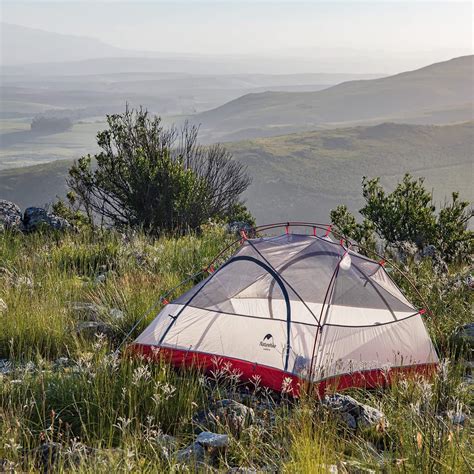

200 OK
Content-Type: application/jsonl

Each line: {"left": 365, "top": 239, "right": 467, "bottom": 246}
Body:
{"left": 0, "top": 23, "right": 125, "bottom": 65}
{"left": 193, "top": 56, "right": 474, "bottom": 142}
{"left": 1, "top": 122, "right": 472, "bottom": 224}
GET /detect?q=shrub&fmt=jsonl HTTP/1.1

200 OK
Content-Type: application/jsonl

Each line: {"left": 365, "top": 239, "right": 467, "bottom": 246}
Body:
{"left": 66, "top": 107, "right": 252, "bottom": 235}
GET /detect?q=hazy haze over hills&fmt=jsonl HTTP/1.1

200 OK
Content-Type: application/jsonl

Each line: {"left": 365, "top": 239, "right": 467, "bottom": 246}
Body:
{"left": 194, "top": 56, "right": 474, "bottom": 142}
{"left": 0, "top": 1, "right": 472, "bottom": 226}
{"left": 1, "top": 122, "right": 472, "bottom": 225}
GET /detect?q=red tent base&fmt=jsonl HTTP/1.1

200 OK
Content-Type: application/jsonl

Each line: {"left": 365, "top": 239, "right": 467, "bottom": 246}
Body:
{"left": 128, "top": 343, "right": 437, "bottom": 397}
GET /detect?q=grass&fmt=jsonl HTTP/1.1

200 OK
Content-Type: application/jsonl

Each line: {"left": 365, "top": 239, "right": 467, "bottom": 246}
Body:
{"left": 0, "top": 225, "right": 472, "bottom": 472}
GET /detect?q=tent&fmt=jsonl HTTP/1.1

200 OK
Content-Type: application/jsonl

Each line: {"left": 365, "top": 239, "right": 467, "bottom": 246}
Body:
{"left": 131, "top": 227, "right": 438, "bottom": 394}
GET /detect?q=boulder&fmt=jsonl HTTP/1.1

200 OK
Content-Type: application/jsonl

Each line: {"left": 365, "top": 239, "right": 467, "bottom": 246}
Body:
{"left": 0, "top": 298, "right": 7, "bottom": 314}
{"left": 196, "top": 431, "right": 229, "bottom": 449}
{"left": 194, "top": 399, "right": 255, "bottom": 436}
{"left": 323, "top": 394, "right": 387, "bottom": 430}
{"left": 0, "top": 200, "right": 22, "bottom": 232}
{"left": 176, "top": 441, "right": 205, "bottom": 464}
{"left": 22, "top": 207, "right": 70, "bottom": 233}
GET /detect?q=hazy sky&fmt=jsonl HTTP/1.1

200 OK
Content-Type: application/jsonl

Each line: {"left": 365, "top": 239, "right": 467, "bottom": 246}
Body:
{"left": 2, "top": 1, "right": 472, "bottom": 57}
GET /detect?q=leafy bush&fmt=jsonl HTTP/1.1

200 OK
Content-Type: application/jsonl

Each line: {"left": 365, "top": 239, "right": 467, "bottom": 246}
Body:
{"left": 66, "top": 107, "right": 252, "bottom": 235}
{"left": 331, "top": 174, "right": 473, "bottom": 263}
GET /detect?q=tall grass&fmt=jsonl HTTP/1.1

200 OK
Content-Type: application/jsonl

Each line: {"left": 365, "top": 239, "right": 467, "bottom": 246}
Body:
{"left": 0, "top": 226, "right": 471, "bottom": 472}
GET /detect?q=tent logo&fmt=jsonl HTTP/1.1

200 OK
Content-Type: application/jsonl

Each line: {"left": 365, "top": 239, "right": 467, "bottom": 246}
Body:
{"left": 260, "top": 333, "right": 276, "bottom": 350}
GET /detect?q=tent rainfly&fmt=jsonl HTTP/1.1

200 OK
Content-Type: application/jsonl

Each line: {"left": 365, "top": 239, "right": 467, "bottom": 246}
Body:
{"left": 131, "top": 229, "right": 438, "bottom": 395}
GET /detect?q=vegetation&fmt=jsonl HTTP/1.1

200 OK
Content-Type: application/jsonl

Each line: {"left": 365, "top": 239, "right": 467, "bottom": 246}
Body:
{"left": 0, "top": 213, "right": 472, "bottom": 471}
{"left": 1, "top": 122, "right": 472, "bottom": 227}
{"left": 331, "top": 174, "right": 473, "bottom": 264}
{"left": 65, "top": 107, "right": 252, "bottom": 234}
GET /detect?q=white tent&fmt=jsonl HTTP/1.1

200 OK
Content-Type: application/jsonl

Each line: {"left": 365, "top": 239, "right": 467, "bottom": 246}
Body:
{"left": 132, "top": 231, "right": 438, "bottom": 394}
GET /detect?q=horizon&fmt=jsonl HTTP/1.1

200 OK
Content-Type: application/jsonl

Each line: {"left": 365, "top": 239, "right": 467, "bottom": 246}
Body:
{"left": 1, "top": 1, "right": 473, "bottom": 73}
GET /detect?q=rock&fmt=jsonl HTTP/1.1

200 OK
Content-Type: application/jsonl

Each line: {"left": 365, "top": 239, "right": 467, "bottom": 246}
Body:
{"left": 76, "top": 321, "right": 115, "bottom": 339}
{"left": 109, "top": 308, "right": 124, "bottom": 320}
{"left": 0, "top": 200, "right": 22, "bottom": 232}
{"left": 94, "top": 273, "right": 107, "bottom": 285}
{"left": 22, "top": 207, "right": 70, "bottom": 233}
{"left": 176, "top": 441, "right": 205, "bottom": 464}
{"left": 0, "top": 298, "right": 7, "bottom": 314}
{"left": 323, "top": 394, "right": 387, "bottom": 430}
{"left": 196, "top": 431, "right": 229, "bottom": 449}
{"left": 194, "top": 399, "right": 255, "bottom": 436}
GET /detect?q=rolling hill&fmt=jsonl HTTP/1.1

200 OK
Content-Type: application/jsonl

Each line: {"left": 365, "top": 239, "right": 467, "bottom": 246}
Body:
{"left": 1, "top": 122, "right": 472, "bottom": 224}
{"left": 193, "top": 56, "right": 474, "bottom": 142}
{"left": 1, "top": 23, "right": 125, "bottom": 65}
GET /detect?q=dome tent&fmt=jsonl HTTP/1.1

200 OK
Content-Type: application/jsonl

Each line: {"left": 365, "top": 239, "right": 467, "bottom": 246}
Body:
{"left": 131, "top": 224, "right": 438, "bottom": 395}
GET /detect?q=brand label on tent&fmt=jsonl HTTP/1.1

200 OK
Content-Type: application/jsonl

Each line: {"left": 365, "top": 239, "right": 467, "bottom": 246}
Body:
{"left": 260, "top": 333, "right": 276, "bottom": 351}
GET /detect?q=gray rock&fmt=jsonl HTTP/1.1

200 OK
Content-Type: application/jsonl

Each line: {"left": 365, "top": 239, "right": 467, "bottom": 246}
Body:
{"left": 323, "top": 394, "right": 387, "bottom": 430}
{"left": 76, "top": 321, "right": 114, "bottom": 339}
{"left": 194, "top": 399, "right": 255, "bottom": 436}
{"left": 22, "top": 207, "right": 70, "bottom": 233}
{"left": 176, "top": 441, "right": 205, "bottom": 464}
{"left": 196, "top": 431, "right": 229, "bottom": 449}
{"left": 0, "top": 298, "right": 7, "bottom": 314}
{"left": 109, "top": 308, "right": 124, "bottom": 320}
{"left": 0, "top": 200, "right": 22, "bottom": 232}
{"left": 94, "top": 273, "right": 107, "bottom": 285}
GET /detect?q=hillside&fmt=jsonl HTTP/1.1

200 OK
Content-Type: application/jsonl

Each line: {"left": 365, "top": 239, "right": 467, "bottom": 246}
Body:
{"left": 1, "top": 122, "right": 472, "bottom": 223}
{"left": 194, "top": 56, "right": 474, "bottom": 141}
{"left": 230, "top": 121, "right": 474, "bottom": 223}
{"left": 0, "top": 23, "right": 125, "bottom": 65}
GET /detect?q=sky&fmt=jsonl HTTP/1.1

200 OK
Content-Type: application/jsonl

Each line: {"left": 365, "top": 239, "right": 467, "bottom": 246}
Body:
{"left": 2, "top": 1, "right": 472, "bottom": 58}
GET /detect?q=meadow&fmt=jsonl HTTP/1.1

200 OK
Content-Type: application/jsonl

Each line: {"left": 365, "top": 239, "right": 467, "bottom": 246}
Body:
{"left": 0, "top": 224, "right": 472, "bottom": 472}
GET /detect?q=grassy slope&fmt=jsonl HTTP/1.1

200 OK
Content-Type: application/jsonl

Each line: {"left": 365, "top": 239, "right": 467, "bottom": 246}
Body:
{"left": 0, "top": 227, "right": 471, "bottom": 472}
{"left": 195, "top": 55, "right": 474, "bottom": 141}
{"left": 1, "top": 122, "right": 472, "bottom": 223}
{"left": 231, "top": 121, "right": 474, "bottom": 224}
